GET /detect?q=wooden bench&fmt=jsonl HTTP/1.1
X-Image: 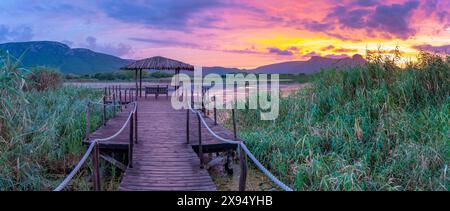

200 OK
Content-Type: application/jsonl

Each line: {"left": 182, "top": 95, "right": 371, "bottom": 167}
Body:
{"left": 145, "top": 85, "right": 169, "bottom": 99}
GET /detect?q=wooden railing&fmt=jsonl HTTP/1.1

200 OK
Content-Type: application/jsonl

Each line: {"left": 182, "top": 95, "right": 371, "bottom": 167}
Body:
{"left": 186, "top": 92, "right": 293, "bottom": 191}
{"left": 54, "top": 86, "right": 138, "bottom": 191}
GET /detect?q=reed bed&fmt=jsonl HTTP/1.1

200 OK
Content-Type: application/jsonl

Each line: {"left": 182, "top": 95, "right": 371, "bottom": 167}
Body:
{"left": 229, "top": 52, "right": 449, "bottom": 190}
{"left": 0, "top": 54, "right": 119, "bottom": 190}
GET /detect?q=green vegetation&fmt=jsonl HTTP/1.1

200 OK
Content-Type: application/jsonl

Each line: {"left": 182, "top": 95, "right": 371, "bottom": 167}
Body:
{"left": 0, "top": 54, "right": 119, "bottom": 190}
{"left": 65, "top": 70, "right": 174, "bottom": 81}
{"left": 278, "top": 73, "right": 314, "bottom": 83}
{"left": 232, "top": 52, "right": 449, "bottom": 190}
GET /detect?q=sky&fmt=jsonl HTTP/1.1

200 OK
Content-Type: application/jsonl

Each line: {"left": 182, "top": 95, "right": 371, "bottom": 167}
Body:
{"left": 0, "top": 0, "right": 449, "bottom": 68}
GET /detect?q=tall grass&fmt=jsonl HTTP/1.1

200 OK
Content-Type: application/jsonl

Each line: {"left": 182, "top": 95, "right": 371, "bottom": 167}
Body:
{"left": 0, "top": 54, "right": 114, "bottom": 190}
{"left": 233, "top": 52, "right": 449, "bottom": 190}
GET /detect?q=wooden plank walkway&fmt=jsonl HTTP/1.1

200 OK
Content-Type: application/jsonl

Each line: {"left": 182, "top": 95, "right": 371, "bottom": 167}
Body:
{"left": 85, "top": 96, "right": 238, "bottom": 191}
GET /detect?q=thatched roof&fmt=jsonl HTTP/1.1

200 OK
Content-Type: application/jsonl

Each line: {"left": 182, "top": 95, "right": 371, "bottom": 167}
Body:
{"left": 121, "top": 56, "right": 194, "bottom": 71}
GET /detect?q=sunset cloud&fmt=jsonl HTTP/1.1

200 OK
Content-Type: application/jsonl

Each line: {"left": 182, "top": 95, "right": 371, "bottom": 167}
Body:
{"left": 0, "top": 0, "right": 448, "bottom": 68}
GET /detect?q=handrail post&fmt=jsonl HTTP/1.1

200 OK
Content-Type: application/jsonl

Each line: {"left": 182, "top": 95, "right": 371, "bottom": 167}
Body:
{"left": 129, "top": 114, "right": 134, "bottom": 168}
{"left": 186, "top": 108, "right": 190, "bottom": 144}
{"left": 197, "top": 113, "right": 204, "bottom": 169}
{"left": 214, "top": 95, "right": 217, "bottom": 125}
{"left": 201, "top": 88, "right": 206, "bottom": 114}
{"left": 112, "top": 94, "right": 116, "bottom": 117}
{"left": 232, "top": 107, "right": 247, "bottom": 191}
{"left": 86, "top": 102, "right": 90, "bottom": 140}
{"left": 124, "top": 89, "right": 127, "bottom": 105}
{"left": 239, "top": 143, "right": 248, "bottom": 191}
{"left": 232, "top": 108, "right": 237, "bottom": 140}
{"left": 102, "top": 95, "right": 106, "bottom": 126}
{"left": 134, "top": 103, "right": 138, "bottom": 144}
{"left": 191, "top": 88, "right": 194, "bottom": 108}
{"left": 92, "top": 141, "right": 101, "bottom": 191}
{"left": 119, "top": 90, "right": 123, "bottom": 112}
{"left": 206, "top": 90, "right": 210, "bottom": 116}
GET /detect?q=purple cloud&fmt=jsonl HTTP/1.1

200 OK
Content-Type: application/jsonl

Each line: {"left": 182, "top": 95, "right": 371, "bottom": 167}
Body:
{"left": 0, "top": 25, "right": 34, "bottom": 42}
{"left": 366, "top": 1, "right": 420, "bottom": 39}
{"left": 97, "top": 0, "right": 226, "bottom": 31}
{"left": 334, "top": 48, "right": 358, "bottom": 53}
{"left": 351, "top": 0, "right": 379, "bottom": 7}
{"left": 303, "top": 20, "right": 334, "bottom": 32}
{"left": 412, "top": 44, "right": 450, "bottom": 53}
{"left": 81, "top": 36, "right": 132, "bottom": 57}
{"left": 302, "top": 52, "right": 321, "bottom": 59}
{"left": 303, "top": 1, "right": 420, "bottom": 39}
{"left": 321, "top": 45, "right": 335, "bottom": 51}
{"left": 129, "top": 37, "right": 200, "bottom": 49}
{"left": 267, "top": 47, "right": 294, "bottom": 56}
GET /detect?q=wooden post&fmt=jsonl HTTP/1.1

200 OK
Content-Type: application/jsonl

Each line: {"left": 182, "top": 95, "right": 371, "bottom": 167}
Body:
{"left": 139, "top": 69, "right": 143, "bottom": 98}
{"left": 92, "top": 142, "right": 101, "bottom": 191}
{"left": 113, "top": 86, "right": 116, "bottom": 99}
{"left": 191, "top": 88, "right": 194, "bottom": 108}
{"left": 134, "top": 103, "right": 138, "bottom": 144}
{"left": 197, "top": 113, "right": 203, "bottom": 168}
{"left": 86, "top": 102, "right": 90, "bottom": 140}
{"left": 239, "top": 144, "right": 248, "bottom": 191}
{"left": 124, "top": 89, "right": 127, "bottom": 104}
{"left": 214, "top": 96, "right": 217, "bottom": 125}
{"left": 201, "top": 88, "right": 205, "bottom": 113}
{"left": 103, "top": 96, "right": 106, "bottom": 126}
{"left": 103, "top": 88, "right": 107, "bottom": 125}
{"left": 232, "top": 108, "right": 237, "bottom": 140}
{"left": 112, "top": 94, "right": 116, "bottom": 117}
{"left": 129, "top": 114, "right": 134, "bottom": 168}
{"left": 135, "top": 69, "right": 138, "bottom": 100}
{"left": 119, "top": 90, "right": 123, "bottom": 112}
{"left": 186, "top": 109, "right": 190, "bottom": 144}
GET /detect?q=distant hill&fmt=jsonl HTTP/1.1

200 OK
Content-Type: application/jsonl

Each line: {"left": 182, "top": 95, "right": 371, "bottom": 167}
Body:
{"left": 0, "top": 41, "right": 366, "bottom": 75}
{"left": 203, "top": 66, "right": 244, "bottom": 75}
{"left": 0, "top": 41, "right": 132, "bottom": 74}
{"left": 251, "top": 54, "right": 366, "bottom": 74}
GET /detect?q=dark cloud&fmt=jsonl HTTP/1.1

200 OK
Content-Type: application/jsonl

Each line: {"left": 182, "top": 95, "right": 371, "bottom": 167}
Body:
{"left": 302, "top": 52, "right": 320, "bottom": 59}
{"left": 366, "top": 1, "right": 420, "bottom": 39}
{"left": 303, "top": 20, "right": 334, "bottom": 32}
{"left": 97, "top": 0, "right": 226, "bottom": 31}
{"left": 0, "top": 25, "right": 34, "bottom": 42}
{"left": 267, "top": 47, "right": 294, "bottom": 56}
{"left": 412, "top": 44, "right": 450, "bottom": 53}
{"left": 81, "top": 36, "right": 132, "bottom": 57}
{"left": 129, "top": 37, "right": 200, "bottom": 48}
{"left": 351, "top": 0, "right": 379, "bottom": 7}
{"left": 303, "top": 1, "right": 420, "bottom": 39}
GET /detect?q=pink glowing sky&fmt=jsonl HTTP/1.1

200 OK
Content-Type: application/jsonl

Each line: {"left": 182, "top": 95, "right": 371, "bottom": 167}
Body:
{"left": 0, "top": 0, "right": 449, "bottom": 68}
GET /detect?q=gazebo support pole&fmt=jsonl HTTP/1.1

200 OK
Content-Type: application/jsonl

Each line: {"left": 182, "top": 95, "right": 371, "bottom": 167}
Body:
{"left": 139, "top": 69, "right": 143, "bottom": 98}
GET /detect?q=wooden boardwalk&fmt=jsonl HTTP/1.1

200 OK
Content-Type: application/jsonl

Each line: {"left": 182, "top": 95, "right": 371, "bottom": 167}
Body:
{"left": 85, "top": 96, "right": 237, "bottom": 191}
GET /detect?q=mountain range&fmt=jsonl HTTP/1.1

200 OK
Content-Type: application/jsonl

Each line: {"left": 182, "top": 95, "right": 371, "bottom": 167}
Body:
{"left": 0, "top": 41, "right": 366, "bottom": 75}
{"left": 0, "top": 41, "right": 131, "bottom": 74}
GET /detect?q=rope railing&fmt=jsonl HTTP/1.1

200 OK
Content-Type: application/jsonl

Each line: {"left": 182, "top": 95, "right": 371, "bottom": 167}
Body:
{"left": 54, "top": 142, "right": 96, "bottom": 191}
{"left": 53, "top": 100, "right": 138, "bottom": 191}
{"left": 187, "top": 105, "right": 293, "bottom": 191}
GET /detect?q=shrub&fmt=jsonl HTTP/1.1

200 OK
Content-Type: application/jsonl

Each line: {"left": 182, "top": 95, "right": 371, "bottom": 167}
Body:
{"left": 27, "top": 67, "right": 63, "bottom": 91}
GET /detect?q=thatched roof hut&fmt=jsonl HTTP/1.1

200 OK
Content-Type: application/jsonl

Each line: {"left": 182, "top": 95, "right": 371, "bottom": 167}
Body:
{"left": 121, "top": 56, "right": 194, "bottom": 71}
{"left": 121, "top": 56, "right": 194, "bottom": 98}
